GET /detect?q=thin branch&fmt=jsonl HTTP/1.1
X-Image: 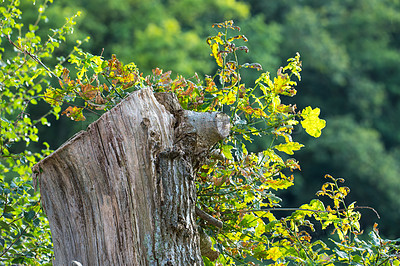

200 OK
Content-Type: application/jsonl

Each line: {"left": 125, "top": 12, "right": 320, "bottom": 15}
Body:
{"left": 195, "top": 207, "right": 223, "bottom": 229}
{"left": 352, "top": 206, "right": 380, "bottom": 219}
{"left": 221, "top": 205, "right": 381, "bottom": 218}
{"left": 222, "top": 208, "right": 330, "bottom": 214}
{"left": 0, "top": 203, "right": 40, "bottom": 258}
{"left": 7, "top": 35, "right": 61, "bottom": 81}
{"left": 0, "top": 225, "right": 29, "bottom": 257}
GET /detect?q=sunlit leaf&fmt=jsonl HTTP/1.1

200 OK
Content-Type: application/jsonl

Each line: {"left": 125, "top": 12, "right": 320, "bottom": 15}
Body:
{"left": 221, "top": 145, "right": 234, "bottom": 160}
{"left": 274, "top": 142, "right": 304, "bottom": 155}
{"left": 301, "top": 106, "right": 326, "bottom": 137}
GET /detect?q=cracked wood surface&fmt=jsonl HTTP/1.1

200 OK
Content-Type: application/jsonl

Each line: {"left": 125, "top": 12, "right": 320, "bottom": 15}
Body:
{"left": 33, "top": 88, "right": 230, "bottom": 265}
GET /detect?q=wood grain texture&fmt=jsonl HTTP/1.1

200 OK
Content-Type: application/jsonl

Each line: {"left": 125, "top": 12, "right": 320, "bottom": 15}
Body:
{"left": 33, "top": 88, "right": 230, "bottom": 265}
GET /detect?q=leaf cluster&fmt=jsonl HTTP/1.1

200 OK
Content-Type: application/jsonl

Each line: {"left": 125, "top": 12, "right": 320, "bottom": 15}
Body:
{"left": 0, "top": 0, "right": 83, "bottom": 263}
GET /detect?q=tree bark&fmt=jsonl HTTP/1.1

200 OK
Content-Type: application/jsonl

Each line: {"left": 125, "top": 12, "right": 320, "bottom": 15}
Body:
{"left": 33, "top": 87, "right": 230, "bottom": 265}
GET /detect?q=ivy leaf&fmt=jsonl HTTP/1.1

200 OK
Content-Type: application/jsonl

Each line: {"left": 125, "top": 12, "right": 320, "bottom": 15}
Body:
{"left": 300, "top": 106, "right": 326, "bottom": 137}
{"left": 274, "top": 142, "right": 304, "bottom": 155}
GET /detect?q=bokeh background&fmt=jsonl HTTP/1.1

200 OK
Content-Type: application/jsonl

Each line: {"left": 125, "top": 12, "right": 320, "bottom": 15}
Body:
{"left": 19, "top": 0, "right": 400, "bottom": 237}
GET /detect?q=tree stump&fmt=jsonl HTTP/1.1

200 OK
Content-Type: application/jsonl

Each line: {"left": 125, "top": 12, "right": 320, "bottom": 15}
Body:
{"left": 33, "top": 88, "right": 230, "bottom": 265}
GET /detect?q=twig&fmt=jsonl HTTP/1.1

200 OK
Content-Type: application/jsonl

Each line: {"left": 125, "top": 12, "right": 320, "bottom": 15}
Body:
{"left": 7, "top": 35, "right": 61, "bottom": 81}
{"left": 195, "top": 207, "right": 223, "bottom": 229}
{"left": 221, "top": 205, "right": 381, "bottom": 218}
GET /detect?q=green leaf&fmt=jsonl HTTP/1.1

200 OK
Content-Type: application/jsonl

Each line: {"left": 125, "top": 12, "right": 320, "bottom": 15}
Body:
{"left": 0, "top": 221, "right": 10, "bottom": 231}
{"left": 24, "top": 210, "right": 36, "bottom": 222}
{"left": 221, "top": 145, "right": 234, "bottom": 160}
{"left": 202, "top": 256, "right": 214, "bottom": 266}
{"left": 4, "top": 205, "right": 15, "bottom": 213}
{"left": 300, "top": 106, "right": 326, "bottom": 137}
{"left": 274, "top": 142, "right": 304, "bottom": 155}
{"left": 335, "top": 248, "right": 349, "bottom": 259}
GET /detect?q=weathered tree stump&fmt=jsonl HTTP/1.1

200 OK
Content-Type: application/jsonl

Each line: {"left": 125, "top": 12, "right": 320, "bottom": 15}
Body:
{"left": 33, "top": 88, "right": 230, "bottom": 265}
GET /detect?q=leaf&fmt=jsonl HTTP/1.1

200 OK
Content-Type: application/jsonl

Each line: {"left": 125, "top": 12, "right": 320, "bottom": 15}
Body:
{"left": 4, "top": 205, "right": 15, "bottom": 213}
{"left": 300, "top": 106, "right": 326, "bottom": 137}
{"left": 0, "top": 221, "right": 10, "bottom": 231}
{"left": 274, "top": 142, "right": 304, "bottom": 155}
{"left": 220, "top": 90, "right": 236, "bottom": 105}
{"left": 210, "top": 43, "right": 223, "bottom": 67}
{"left": 255, "top": 220, "right": 265, "bottom": 237}
{"left": 266, "top": 246, "right": 283, "bottom": 261}
{"left": 227, "top": 35, "right": 248, "bottom": 42}
{"left": 221, "top": 145, "right": 234, "bottom": 160}
{"left": 61, "top": 106, "right": 86, "bottom": 121}
{"left": 202, "top": 256, "right": 214, "bottom": 266}
{"left": 43, "top": 88, "right": 63, "bottom": 106}
{"left": 79, "top": 84, "right": 98, "bottom": 100}
{"left": 241, "top": 63, "right": 262, "bottom": 71}
{"left": 24, "top": 210, "right": 36, "bottom": 222}
{"left": 264, "top": 177, "right": 294, "bottom": 190}
{"left": 335, "top": 249, "right": 349, "bottom": 259}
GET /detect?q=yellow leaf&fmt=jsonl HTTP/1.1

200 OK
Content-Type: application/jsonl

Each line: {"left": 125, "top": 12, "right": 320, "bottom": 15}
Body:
{"left": 221, "top": 145, "right": 234, "bottom": 160}
{"left": 266, "top": 247, "right": 283, "bottom": 261}
{"left": 300, "top": 106, "right": 326, "bottom": 137}
{"left": 274, "top": 142, "right": 304, "bottom": 155}
{"left": 220, "top": 90, "right": 236, "bottom": 105}
{"left": 44, "top": 88, "right": 62, "bottom": 107}
{"left": 62, "top": 106, "right": 86, "bottom": 121}
{"left": 336, "top": 228, "right": 345, "bottom": 241}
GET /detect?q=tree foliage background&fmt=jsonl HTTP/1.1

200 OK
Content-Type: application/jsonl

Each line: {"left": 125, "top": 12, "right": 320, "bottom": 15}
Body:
{"left": 32, "top": 0, "right": 400, "bottom": 237}
{"left": 2, "top": 0, "right": 400, "bottom": 264}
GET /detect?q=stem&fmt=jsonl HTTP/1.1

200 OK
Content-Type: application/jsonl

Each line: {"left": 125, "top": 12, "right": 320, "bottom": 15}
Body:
{"left": 195, "top": 207, "right": 223, "bottom": 228}
{"left": 7, "top": 35, "right": 61, "bottom": 81}
{"left": 222, "top": 208, "right": 331, "bottom": 215}
{"left": 0, "top": 203, "right": 40, "bottom": 258}
{"left": 33, "top": 0, "right": 49, "bottom": 27}
{"left": 0, "top": 225, "right": 30, "bottom": 257}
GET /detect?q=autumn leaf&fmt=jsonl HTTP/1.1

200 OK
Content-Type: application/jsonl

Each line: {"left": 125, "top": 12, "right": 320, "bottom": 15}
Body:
{"left": 241, "top": 63, "right": 262, "bottom": 71}
{"left": 62, "top": 106, "right": 86, "bottom": 121}
{"left": 43, "top": 88, "right": 63, "bottom": 106}
{"left": 79, "top": 84, "right": 97, "bottom": 100}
